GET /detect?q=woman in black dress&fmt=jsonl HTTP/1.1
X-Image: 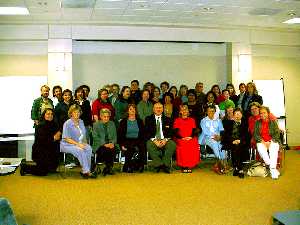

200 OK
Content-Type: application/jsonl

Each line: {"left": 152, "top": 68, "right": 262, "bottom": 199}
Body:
{"left": 118, "top": 104, "right": 146, "bottom": 173}
{"left": 20, "top": 108, "right": 61, "bottom": 176}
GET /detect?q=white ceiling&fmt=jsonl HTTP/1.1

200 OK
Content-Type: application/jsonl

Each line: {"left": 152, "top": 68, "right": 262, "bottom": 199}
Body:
{"left": 0, "top": 0, "right": 300, "bottom": 30}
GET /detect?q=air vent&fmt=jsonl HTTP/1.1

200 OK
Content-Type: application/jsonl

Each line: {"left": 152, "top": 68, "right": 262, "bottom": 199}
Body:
{"left": 249, "top": 8, "right": 282, "bottom": 16}
{"left": 61, "top": 0, "right": 96, "bottom": 8}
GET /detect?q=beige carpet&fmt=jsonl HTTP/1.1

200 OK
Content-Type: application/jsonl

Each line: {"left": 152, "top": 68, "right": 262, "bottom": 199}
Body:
{"left": 1, "top": 150, "right": 300, "bottom": 225}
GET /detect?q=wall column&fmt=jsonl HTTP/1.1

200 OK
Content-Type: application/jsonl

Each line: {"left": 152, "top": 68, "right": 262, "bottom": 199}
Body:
{"left": 227, "top": 42, "right": 253, "bottom": 89}
{"left": 48, "top": 38, "right": 72, "bottom": 90}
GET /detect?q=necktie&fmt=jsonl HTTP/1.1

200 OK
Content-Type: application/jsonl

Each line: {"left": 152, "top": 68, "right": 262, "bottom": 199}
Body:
{"left": 155, "top": 118, "right": 162, "bottom": 140}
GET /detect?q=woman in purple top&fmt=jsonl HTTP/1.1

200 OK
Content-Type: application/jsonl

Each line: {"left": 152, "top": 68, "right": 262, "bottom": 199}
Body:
{"left": 60, "top": 104, "right": 96, "bottom": 178}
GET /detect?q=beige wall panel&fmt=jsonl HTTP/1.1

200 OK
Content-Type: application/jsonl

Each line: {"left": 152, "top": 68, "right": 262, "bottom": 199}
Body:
{"left": 0, "top": 55, "right": 47, "bottom": 76}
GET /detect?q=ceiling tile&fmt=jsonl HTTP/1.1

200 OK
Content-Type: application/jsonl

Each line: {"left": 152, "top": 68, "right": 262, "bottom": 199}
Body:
{"left": 0, "top": 0, "right": 25, "bottom": 7}
{"left": 93, "top": 8, "right": 124, "bottom": 16}
{"left": 95, "top": 0, "right": 129, "bottom": 9}
{"left": 61, "top": 8, "right": 93, "bottom": 20}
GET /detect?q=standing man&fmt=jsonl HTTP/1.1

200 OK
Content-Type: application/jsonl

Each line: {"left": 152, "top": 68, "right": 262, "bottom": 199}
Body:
{"left": 51, "top": 85, "right": 62, "bottom": 107}
{"left": 145, "top": 102, "right": 176, "bottom": 173}
{"left": 195, "top": 82, "right": 206, "bottom": 105}
{"left": 109, "top": 83, "right": 120, "bottom": 107}
{"left": 130, "top": 80, "right": 141, "bottom": 104}
{"left": 31, "top": 85, "right": 53, "bottom": 127}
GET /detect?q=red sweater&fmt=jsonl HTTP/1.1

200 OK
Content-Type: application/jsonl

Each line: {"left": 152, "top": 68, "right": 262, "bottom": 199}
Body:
{"left": 91, "top": 99, "right": 115, "bottom": 120}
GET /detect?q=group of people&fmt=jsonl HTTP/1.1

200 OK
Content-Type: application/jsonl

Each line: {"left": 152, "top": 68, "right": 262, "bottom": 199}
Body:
{"left": 20, "top": 80, "right": 282, "bottom": 180}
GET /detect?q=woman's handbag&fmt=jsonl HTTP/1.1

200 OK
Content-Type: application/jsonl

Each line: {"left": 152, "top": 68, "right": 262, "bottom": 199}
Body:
{"left": 247, "top": 162, "right": 269, "bottom": 177}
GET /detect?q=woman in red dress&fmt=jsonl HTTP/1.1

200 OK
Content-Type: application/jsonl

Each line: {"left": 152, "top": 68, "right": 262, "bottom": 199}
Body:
{"left": 173, "top": 105, "right": 200, "bottom": 173}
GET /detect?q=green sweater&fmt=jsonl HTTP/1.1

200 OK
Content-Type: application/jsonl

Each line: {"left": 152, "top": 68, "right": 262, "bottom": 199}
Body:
{"left": 137, "top": 101, "right": 153, "bottom": 122}
{"left": 31, "top": 97, "right": 53, "bottom": 121}
{"left": 92, "top": 120, "right": 117, "bottom": 153}
{"left": 219, "top": 99, "right": 235, "bottom": 110}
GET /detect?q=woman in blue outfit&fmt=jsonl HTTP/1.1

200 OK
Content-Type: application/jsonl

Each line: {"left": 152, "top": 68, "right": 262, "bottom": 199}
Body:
{"left": 60, "top": 104, "right": 96, "bottom": 178}
{"left": 199, "top": 105, "right": 225, "bottom": 174}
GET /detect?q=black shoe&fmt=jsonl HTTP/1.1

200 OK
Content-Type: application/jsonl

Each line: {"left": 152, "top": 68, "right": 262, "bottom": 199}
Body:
{"left": 127, "top": 167, "right": 134, "bottom": 173}
{"left": 89, "top": 171, "right": 97, "bottom": 179}
{"left": 233, "top": 169, "right": 239, "bottom": 176}
{"left": 155, "top": 166, "right": 161, "bottom": 173}
{"left": 20, "top": 161, "right": 26, "bottom": 176}
{"left": 238, "top": 171, "right": 245, "bottom": 179}
{"left": 162, "top": 165, "right": 170, "bottom": 174}
{"left": 103, "top": 167, "right": 114, "bottom": 176}
{"left": 138, "top": 166, "right": 144, "bottom": 173}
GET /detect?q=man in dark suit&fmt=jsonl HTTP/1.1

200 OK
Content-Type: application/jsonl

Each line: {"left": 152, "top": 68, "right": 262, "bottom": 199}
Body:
{"left": 145, "top": 102, "right": 176, "bottom": 173}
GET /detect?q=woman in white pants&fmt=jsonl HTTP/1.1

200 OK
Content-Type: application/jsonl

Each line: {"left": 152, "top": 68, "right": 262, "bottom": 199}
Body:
{"left": 254, "top": 106, "right": 281, "bottom": 179}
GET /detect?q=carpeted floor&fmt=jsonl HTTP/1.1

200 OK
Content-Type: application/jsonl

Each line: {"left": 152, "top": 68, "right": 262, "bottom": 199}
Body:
{"left": 1, "top": 150, "right": 300, "bottom": 225}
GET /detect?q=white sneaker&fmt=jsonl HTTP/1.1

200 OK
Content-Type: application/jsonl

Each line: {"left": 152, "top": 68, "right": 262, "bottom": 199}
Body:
{"left": 270, "top": 168, "right": 279, "bottom": 179}
{"left": 65, "top": 163, "right": 76, "bottom": 168}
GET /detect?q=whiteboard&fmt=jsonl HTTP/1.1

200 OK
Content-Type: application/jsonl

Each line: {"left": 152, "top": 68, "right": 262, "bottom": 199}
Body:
{"left": 0, "top": 76, "right": 47, "bottom": 135}
{"left": 253, "top": 79, "right": 285, "bottom": 118}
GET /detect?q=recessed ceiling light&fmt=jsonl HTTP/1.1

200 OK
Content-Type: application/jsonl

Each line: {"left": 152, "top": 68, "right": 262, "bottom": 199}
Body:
{"left": 203, "top": 7, "right": 213, "bottom": 11}
{"left": 0, "top": 7, "right": 29, "bottom": 15}
{"left": 283, "top": 17, "right": 300, "bottom": 24}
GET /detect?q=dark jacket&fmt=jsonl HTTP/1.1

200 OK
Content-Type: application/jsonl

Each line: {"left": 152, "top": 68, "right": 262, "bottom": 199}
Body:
{"left": 32, "top": 120, "right": 60, "bottom": 169}
{"left": 144, "top": 114, "right": 173, "bottom": 140}
{"left": 54, "top": 101, "right": 72, "bottom": 130}
{"left": 118, "top": 118, "right": 146, "bottom": 145}
{"left": 222, "top": 118, "right": 249, "bottom": 150}
{"left": 92, "top": 120, "right": 117, "bottom": 152}
{"left": 241, "top": 94, "right": 263, "bottom": 114}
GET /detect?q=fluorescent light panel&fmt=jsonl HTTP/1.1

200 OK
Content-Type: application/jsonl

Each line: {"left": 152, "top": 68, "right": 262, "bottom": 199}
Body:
{"left": 0, "top": 7, "right": 29, "bottom": 15}
{"left": 283, "top": 18, "right": 300, "bottom": 24}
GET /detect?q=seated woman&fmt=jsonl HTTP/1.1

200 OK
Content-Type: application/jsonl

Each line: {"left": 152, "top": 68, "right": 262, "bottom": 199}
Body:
{"left": 222, "top": 108, "right": 249, "bottom": 178}
{"left": 92, "top": 108, "right": 117, "bottom": 176}
{"left": 254, "top": 106, "right": 281, "bottom": 179}
{"left": 60, "top": 104, "right": 96, "bottom": 179}
{"left": 248, "top": 102, "right": 277, "bottom": 161}
{"left": 199, "top": 105, "right": 225, "bottom": 174}
{"left": 20, "top": 108, "right": 61, "bottom": 176}
{"left": 118, "top": 104, "right": 146, "bottom": 173}
{"left": 173, "top": 105, "right": 200, "bottom": 173}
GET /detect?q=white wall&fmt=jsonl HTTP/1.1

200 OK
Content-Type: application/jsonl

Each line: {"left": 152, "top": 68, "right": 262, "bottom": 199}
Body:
{"left": 72, "top": 41, "right": 227, "bottom": 99}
